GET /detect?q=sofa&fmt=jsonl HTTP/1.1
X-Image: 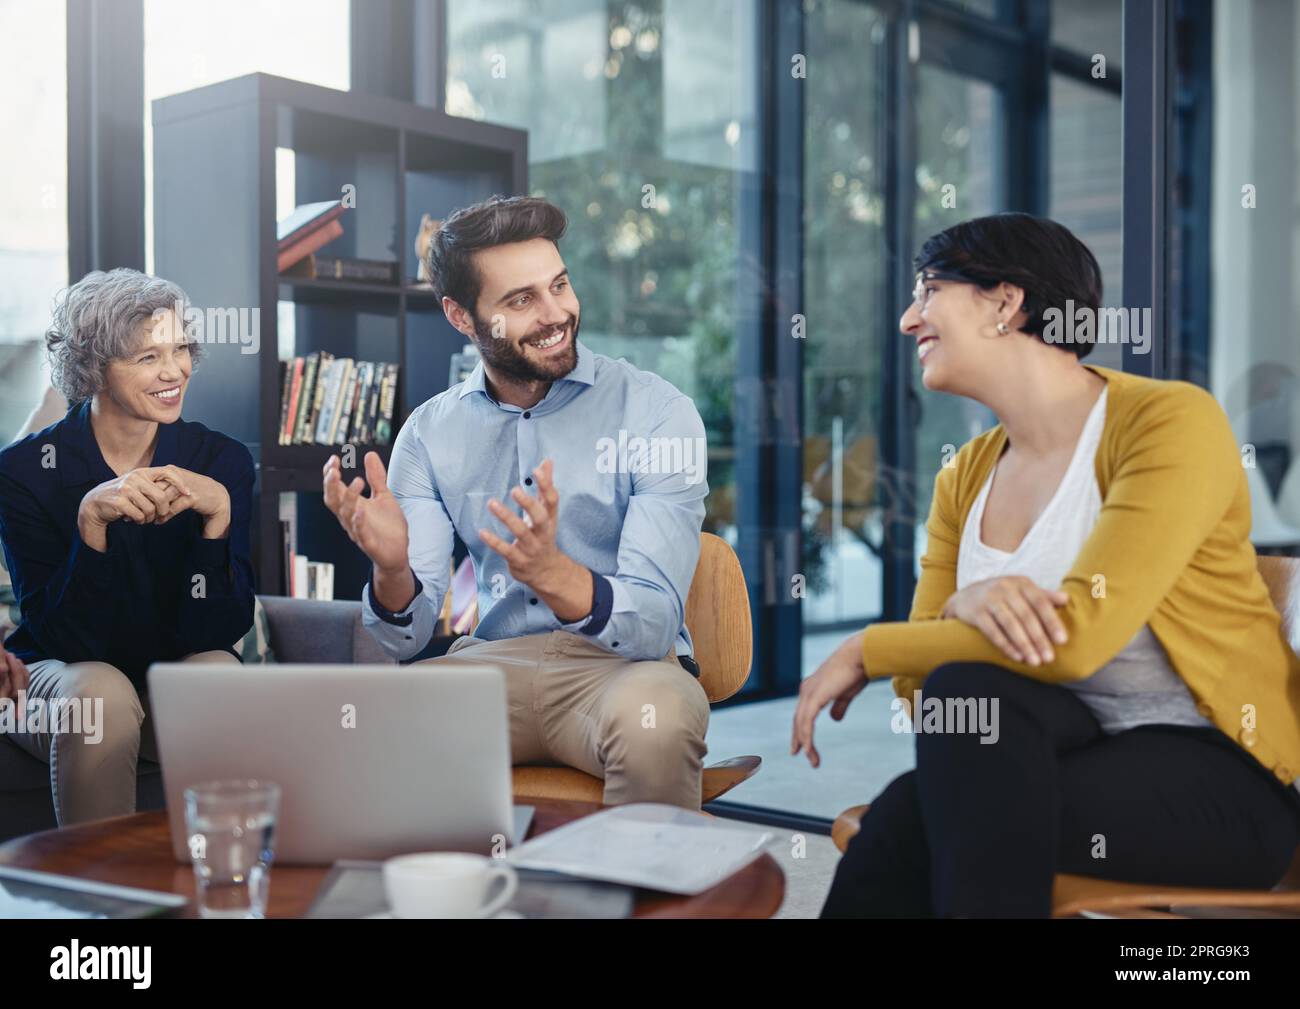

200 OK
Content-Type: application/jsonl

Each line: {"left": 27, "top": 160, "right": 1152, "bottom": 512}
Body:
{"left": 0, "top": 597, "right": 397, "bottom": 843}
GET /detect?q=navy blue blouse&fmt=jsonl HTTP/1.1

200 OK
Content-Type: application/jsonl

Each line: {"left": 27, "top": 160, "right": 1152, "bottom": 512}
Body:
{"left": 0, "top": 401, "right": 255, "bottom": 684}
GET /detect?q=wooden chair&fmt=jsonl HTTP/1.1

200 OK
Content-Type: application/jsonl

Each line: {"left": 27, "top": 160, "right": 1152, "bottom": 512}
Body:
{"left": 507, "top": 532, "right": 760, "bottom": 806}
{"left": 830, "top": 555, "right": 1300, "bottom": 917}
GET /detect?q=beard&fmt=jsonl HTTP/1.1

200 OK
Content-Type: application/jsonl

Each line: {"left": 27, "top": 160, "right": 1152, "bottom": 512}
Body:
{"left": 472, "top": 311, "right": 581, "bottom": 384}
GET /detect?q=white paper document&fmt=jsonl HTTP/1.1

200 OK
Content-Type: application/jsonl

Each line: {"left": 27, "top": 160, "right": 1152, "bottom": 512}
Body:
{"left": 506, "top": 803, "right": 775, "bottom": 895}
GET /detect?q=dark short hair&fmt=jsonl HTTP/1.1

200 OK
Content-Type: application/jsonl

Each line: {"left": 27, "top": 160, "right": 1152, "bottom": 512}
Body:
{"left": 914, "top": 212, "right": 1103, "bottom": 359}
{"left": 425, "top": 195, "right": 568, "bottom": 313}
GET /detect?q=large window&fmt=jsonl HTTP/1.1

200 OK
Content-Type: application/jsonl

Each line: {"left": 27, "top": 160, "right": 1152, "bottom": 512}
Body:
{"left": 0, "top": 0, "right": 65, "bottom": 440}
{"left": 142, "top": 0, "right": 351, "bottom": 272}
{"left": 1198, "top": 0, "right": 1300, "bottom": 551}
{"left": 443, "top": 0, "right": 1148, "bottom": 820}
{"left": 447, "top": 0, "right": 760, "bottom": 594}
{"left": 1049, "top": 0, "right": 1122, "bottom": 368}
{"left": 801, "top": 0, "right": 887, "bottom": 639}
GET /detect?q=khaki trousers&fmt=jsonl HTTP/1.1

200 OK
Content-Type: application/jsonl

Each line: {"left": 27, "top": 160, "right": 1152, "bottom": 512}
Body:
{"left": 425, "top": 631, "right": 710, "bottom": 810}
{"left": 5, "top": 650, "right": 238, "bottom": 826}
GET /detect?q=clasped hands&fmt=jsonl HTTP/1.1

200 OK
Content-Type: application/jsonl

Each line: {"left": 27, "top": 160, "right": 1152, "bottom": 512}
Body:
{"left": 77, "top": 466, "right": 231, "bottom": 551}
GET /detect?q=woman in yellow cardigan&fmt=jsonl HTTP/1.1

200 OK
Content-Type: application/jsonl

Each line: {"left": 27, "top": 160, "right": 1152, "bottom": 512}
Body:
{"left": 793, "top": 213, "right": 1300, "bottom": 917}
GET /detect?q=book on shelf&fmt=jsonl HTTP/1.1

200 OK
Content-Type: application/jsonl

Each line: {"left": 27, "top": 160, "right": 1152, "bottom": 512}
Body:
{"left": 302, "top": 350, "right": 334, "bottom": 444}
{"left": 374, "top": 363, "right": 399, "bottom": 445}
{"left": 313, "top": 357, "right": 344, "bottom": 444}
{"left": 280, "top": 357, "right": 305, "bottom": 446}
{"left": 363, "top": 362, "right": 383, "bottom": 445}
{"left": 283, "top": 255, "right": 398, "bottom": 285}
{"left": 350, "top": 362, "right": 372, "bottom": 445}
{"left": 277, "top": 201, "right": 345, "bottom": 250}
{"left": 316, "top": 561, "right": 334, "bottom": 601}
{"left": 292, "top": 554, "right": 308, "bottom": 599}
{"left": 276, "top": 361, "right": 292, "bottom": 447}
{"left": 287, "top": 556, "right": 335, "bottom": 601}
{"left": 279, "top": 494, "right": 297, "bottom": 596}
{"left": 281, "top": 525, "right": 293, "bottom": 596}
{"left": 331, "top": 360, "right": 359, "bottom": 445}
{"left": 279, "top": 355, "right": 399, "bottom": 447}
{"left": 277, "top": 218, "right": 344, "bottom": 273}
{"left": 291, "top": 353, "right": 320, "bottom": 444}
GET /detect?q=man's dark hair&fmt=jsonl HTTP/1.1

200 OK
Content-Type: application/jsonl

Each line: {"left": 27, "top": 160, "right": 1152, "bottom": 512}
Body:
{"left": 425, "top": 195, "right": 568, "bottom": 313}
{"left": 914, "top": 212, "right": 1103, "bottom": 359}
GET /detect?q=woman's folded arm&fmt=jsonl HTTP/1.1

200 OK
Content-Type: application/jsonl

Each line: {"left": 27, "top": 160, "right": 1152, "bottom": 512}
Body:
{"left": 864, "top": 382, "right": 1240, "bottom": 686}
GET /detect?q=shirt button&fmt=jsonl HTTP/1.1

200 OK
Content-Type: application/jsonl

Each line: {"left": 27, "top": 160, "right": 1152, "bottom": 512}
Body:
{"left": 529, "top": 597, "right": 538, "bottom": 605}
{"left": 1238, "top": 727, "right": 1258, "bottom": 748}
{"left": 612, "top": 641, "right": 620, "bottom": 648}
{"left": 522, "top": 411, "right": 531, "bottom": 419}
{"left": 525, "top": 477, "right": 533, "bottom": 486}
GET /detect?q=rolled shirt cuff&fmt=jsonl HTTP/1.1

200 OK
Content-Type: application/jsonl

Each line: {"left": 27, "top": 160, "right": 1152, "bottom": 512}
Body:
{"left": 578, "top": 571, "right": 613, "bottom": 637}
{"left": 557, "top": 570, "right": 613, "bottom": 637}
{"left": 366, "top": 570, "right": 424, "bottom": 627}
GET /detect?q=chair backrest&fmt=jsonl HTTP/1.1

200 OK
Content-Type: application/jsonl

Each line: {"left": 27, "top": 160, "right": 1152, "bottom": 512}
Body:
{"left": 1257, "top": 555, "right": 1300, "bottom": 654}
{"left": 681, "top": 532, "right": 753, "bottom": 704}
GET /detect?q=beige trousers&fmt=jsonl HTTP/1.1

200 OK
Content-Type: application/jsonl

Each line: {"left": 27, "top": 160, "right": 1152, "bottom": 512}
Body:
{"left": 6, "top": 650, "right": 239, "bottom": 826}
{"left": 426, "top": 631, "right": 710, "bottom": 810}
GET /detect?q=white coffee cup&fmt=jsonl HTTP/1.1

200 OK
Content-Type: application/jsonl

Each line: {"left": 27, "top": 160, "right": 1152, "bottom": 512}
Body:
{"left": 382, "top": 852, "right": 518, "bottom": 919}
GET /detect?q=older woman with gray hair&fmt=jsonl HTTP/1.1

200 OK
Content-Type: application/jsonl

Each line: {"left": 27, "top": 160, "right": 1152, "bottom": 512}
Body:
{"left": 0, "top": 268, "right": 254, "bottom": 826}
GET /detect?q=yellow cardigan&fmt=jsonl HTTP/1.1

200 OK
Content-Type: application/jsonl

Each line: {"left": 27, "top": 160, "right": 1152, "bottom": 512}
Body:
{"left": 861, "top": 365, "right": 1300, "bottom": 788}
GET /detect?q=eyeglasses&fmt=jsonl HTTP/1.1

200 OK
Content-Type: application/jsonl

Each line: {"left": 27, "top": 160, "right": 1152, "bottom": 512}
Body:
{"left": 910, "top": 269, "right": 968, "bottom": 309}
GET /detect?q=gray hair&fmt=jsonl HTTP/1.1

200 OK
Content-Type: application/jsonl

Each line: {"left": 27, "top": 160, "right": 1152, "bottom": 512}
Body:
{"left": 45, "top": 268, "right": 203, "bottom": 402}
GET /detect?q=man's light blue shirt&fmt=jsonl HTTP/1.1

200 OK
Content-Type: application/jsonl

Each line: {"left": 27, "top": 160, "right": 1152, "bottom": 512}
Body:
{"left": 361, "top": 341, "right": 708, "bottom": 662}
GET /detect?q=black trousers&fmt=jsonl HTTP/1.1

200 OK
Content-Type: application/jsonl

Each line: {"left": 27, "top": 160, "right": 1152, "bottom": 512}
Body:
{"left": 822, "top": 662, "right": 1300, "bottom": 918}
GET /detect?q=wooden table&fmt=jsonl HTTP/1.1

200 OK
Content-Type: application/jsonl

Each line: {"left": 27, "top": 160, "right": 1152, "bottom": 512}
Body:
{"left": 0, "top": 799, "right": 785, "bottom": 919}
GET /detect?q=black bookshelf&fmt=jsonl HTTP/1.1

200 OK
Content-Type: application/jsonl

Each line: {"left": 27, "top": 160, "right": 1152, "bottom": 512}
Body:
{"left": 152, "top": 73, "right": 527, "bottom": 599}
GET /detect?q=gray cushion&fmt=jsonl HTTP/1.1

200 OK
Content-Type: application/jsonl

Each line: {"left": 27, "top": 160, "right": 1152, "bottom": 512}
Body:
{"left": 257, "top": 596, "right": 394, "bottom": 665}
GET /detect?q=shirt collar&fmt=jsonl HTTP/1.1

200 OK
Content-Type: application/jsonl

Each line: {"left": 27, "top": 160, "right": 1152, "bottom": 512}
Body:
{"left": 57, "top": 398, "right": 183, "bottom": 487}
{"left": 458, "top": 339, "right": 596, "bottom": 404}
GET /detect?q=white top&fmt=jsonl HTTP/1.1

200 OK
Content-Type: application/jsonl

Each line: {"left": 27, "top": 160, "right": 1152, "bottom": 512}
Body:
{"left": 956, "top": 387, "right": 1214, "bottom": 734}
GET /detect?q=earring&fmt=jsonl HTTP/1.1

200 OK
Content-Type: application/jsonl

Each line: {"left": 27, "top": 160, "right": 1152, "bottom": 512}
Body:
{"left": 996, "top": 322, "right": 1009, "bottom": 335}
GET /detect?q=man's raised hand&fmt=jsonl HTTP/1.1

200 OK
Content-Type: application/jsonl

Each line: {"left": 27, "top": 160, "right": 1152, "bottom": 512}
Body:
{"left": 322, "top": 451, "right": 410, "bottom": 574}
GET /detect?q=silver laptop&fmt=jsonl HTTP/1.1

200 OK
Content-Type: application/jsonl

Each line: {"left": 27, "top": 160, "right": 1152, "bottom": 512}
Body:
{"left": 148, "top": 663, "right": 516, "bottom": 865}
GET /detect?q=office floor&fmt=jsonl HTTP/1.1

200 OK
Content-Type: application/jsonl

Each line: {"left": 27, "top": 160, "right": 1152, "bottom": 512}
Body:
{"left": 706, "top": 688, "right": 916, "bottom": 819}
{"left": 703, "top": 630, "right": 915, "bottom": 918}
{"left": 705, "top": 630, "right": 917, "bottom": 821}
{"left": 721, "top": 817, "right": 841, "bottom": 918}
